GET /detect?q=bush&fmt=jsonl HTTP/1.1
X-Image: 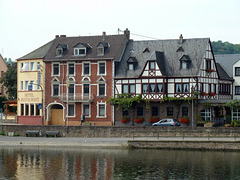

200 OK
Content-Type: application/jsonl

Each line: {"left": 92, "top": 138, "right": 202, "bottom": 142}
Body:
{"left": 121, "top": 117, "right": 130, "bottom": 123}
{"left": 134, "top": 117, "right": 144, "bottom": 123}
{"left": 179, "top": 117, "right": 190, "bottom": 124}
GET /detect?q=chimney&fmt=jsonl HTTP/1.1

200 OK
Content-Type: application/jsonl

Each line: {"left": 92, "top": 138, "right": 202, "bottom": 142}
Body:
{"left": 55, "top": 35, "right": 59, "bottom": 38}
{"left": 102, "top": 31, "right": 106, "bottom": 41}
{"left": 179, "top": 34, "right": 183, "bottom": 44}
{"left": 124, "top": 28, "right": 130, "bottom": 39}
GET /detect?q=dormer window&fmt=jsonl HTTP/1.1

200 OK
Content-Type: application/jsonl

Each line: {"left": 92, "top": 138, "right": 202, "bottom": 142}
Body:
{"left": 127, "top": 57, "right": 138, "bottom": 71}
{"left": 97, "top": 42, "right": 109, "bottom": 56}
{"left": 56, "top": 44, "right": 67, "bottom": 57}
{"left": 74, "top": 43, "right": 91, "bottom": 56}
{"left": 180, "top": 55, "right": 191, "bottom": 70}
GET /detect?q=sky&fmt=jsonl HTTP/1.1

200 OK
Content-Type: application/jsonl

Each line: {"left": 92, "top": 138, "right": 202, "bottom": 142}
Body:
{"left": 1, "top": 0, "right": 240, "bottom": 61}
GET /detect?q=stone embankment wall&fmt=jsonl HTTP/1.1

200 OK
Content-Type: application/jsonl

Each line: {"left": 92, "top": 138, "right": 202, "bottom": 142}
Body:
{"left": 1, "top": 125, "right": 240, "bottom": 138}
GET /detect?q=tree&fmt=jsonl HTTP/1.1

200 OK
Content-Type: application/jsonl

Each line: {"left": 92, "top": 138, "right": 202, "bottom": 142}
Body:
{"left": 0, "top": 63, "right": 17, "bottom": 99}
{"left": 212, "top": 41, "right": 240, "bottom": 55}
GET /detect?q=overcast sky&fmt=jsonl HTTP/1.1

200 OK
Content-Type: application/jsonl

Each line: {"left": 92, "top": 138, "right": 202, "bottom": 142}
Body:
{"left": 1, "top": 0, "right": 240, "bottom": 61}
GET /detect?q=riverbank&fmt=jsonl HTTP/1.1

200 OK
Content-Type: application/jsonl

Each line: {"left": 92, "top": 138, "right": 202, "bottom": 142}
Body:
{"left": 1, "top": 136, "right": 240, "bottom": 151}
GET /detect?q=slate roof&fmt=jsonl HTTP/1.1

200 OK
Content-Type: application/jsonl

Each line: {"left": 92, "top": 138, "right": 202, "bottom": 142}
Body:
{"left": 18, "top": 40, "right": 54, "bottom": 60}
{"left": 216, "top": 63, "right": 232, "bottom": 80}
{"left": 215, "top": 54, "right": 240, "bottom": 77}
{"left": 44, "top": 34, "right": 128, "bottom": 61}
{"left": 115, "top": 38, "right": 210, "bottom": 78}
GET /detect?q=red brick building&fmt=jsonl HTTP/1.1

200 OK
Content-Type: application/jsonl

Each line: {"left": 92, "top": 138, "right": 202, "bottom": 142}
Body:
{"left": 43, "top": 31, "right": 129, "bottom": 126}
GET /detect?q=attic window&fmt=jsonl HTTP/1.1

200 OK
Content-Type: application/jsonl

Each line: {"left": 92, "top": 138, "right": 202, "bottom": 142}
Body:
{"left": 74, "top": 43, "right": 91, "bottom": 56}
{"left": 97, "top": 42, "right": 109, "bottom": 56}
{"left": 143, "top": 48, "right": 150, "bottom": 53}
{"left": 128, "top": 63, "right": 134, "bottom": 70}
{"left": 56, "top": 44, "right": 67, "bottom": 57}
{"left": 127, "top": 57, "right": 138, "bottom": 71}
{"left": 56, "top": 48, "right": 63, "bottom": 56}
{"left": 179, "top": 55, "right": 191, "bottom": 70}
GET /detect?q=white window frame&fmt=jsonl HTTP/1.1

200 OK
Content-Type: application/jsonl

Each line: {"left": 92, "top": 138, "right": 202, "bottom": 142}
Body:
{"left": 52, "top": 83, "right": 60, "bottom": 97}
{"left": 68, "top": 62, "right": 75, "bottom": 76}
{"left": 67, "top": 103, "right": 76, "bottom": 117}
{"left": 52, "top": 62, "right": 60, "bottom": 76}
{"left": 97, "top": 46, "right": 104, "bottom": 56}
{"left": 74, "top": 48, "right": 86, "bottom": 56}
{"left": 30, "top": 62, "right": 35, "bottom": 71}
{"left": 128, "top": 63, "right": 134, "bottom": 71}
{"left": 21, "top": 81, "right": 23, "bottom": 91}
{"left": 25, "top": 62, "right": 30, "bottom": 71}
{"left": 82, "top": 103, "right": 91, "bottom": 118}
{"left": 20, "top": 62, "right": 24, "bottom": 71}
{"left": 82, "top": 62, "right": 91, "bottom": 76}
{"left": 98, "top": 61, "right": 106, "bottom": 76}
{"left": 25, "top": 81, "right": 29, "bottom": 91}
{"left": 97, "top": 102, "right": 106, "bottom": 118}
{"left": 37, "top": 62, "right": 41, "bottom": 71}
{"left": 97, "top": 83, "right": 106, "bottom": 96}
{"left": 200, "top": 108, "right": 211, "bottom": 121}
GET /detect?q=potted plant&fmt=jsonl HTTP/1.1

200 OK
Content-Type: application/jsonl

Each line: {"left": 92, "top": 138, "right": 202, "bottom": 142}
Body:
{"left": 204, "top": 122, "right": 215, "bottom": 127}
{"left": 121, "top": 117, "right": 130, "bottom": 123}
{"left": 209, "top": 92, "right": 215, "bottom": 96}
{"left": 179, "top": 117, "right": 190, "bottom": 125}
{"left": 149, "top": 117, "right": 159, "bottom": 123}
{"left": 196, "top": 121, "right": 205, "bottom": 127}
{"left": 206, "top": 69, "right": 215, "bottom": 73}
{"left": 134, "top": 117, "right": 144, "bottom": 123}
{"left": 201, "top": 92, "right": 207, "bottom": 96}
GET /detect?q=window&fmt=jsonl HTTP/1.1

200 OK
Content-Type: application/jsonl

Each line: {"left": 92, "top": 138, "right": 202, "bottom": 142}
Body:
{"left": 150, "top": 84, "right": 156, "bottom": 93}
{"left": 25, "top": 62, "right": 29, "bottom": 71}
{"left": 235, "top": 86, "right": 240, "bottom": 95}
{"left": 74, "top": 48, "right": 86, "bottom": 56}
{"left": 83, "top": 104, "right": 90, "bottom": 116}
{"left": 175, "top": 83, "right": 181, "bottom": 93}
{"left": 99, "top": 84, "right": 105, "bottom": 96}
{"left": 83, "top": 63, "right": 90, "bottom": 75}
{"left": 97, "top": 47, "right": 104, "bottom": 56}
{"left": 181, "top": 62, "right": 187, "bottom": 69}
{"left": 142, "top": 84, "right": 148, "bottom": 93}
{"left": 30, "top": 104, "right": 34, "bottom": 116}
{"left": 25, "top": 81, "right": 29, "bottom": 91}
{"left": 167, "top": 107, "right": 174, "bottom": 117}
{"left": 68, "top": 104, "right": 75, "bottom": 116}
{"left": 137, "top": 107, "right": 144, "bottom": 117}
{"left": 37, "top": 62, "right": 41, "bottom": 71}
{"left": 123, "top": 84, "right": 128, "bottom": 94}
{"left": 182, "top": 106, "right": 188, "bottom": 117}
{"left": 84, "top": 84, "right": 89, "bottom": 94}
{"left": 30, "top": 80, "right": 34, "bottom": 90}
{"left": 35, "top": 104, "right": 40, "bottom": 116}
{"left": 201, "top": 108, "right": 211, "bottom": 121}
{"left": 68, "top": 84, "right": 74, "bottom": 98}
{"left": 232, "top": 108, "right": 240, "bottom": 121}
{"left": 151, "top": 107, "right": 159, "bottom": 116}
{"left": 25, "top": 104, "right": 29, "bottom": 116}
{"left": 206, "top": 60, "right": 211, "bottom": 70}
{"left": 122, "top": 109, "right": 129, "bottom": 116}
{"left": 68, "top": 63, "right": 75, "bottom": 75}
{"left": 200, "top": 83, "right": 203, "bottom": 92}
{"left": 183, "top": 84, "right": 189, "bottom": 93}
{"left": 235, "top": 67, "right": 240, "bottom": 76}
{"left": 21, "top": 104, "right": 24, "bottom": 115}
{"left": 56, "top": 48, "right": 63, "bottom": 56}
{"left": 53, "top": 63, "right": 59, "bottom": 76}
{"left": 129, "top": 84, "right": 135, "bottom": 94}
{"left": 21, "top": 81, "right": 23, "bottom": 91}
{"left": 98, "top": 104, "right": 105, "bottom": 117}
{"left": 149, "top": 61, "right": 155, "bottom": 70}
{"left": 157, "top": 84, "right": 163, "bottom": 93}
{"left": 214, "top": 84, "right": 217, "bottom": 94}
{"left": 20, "top": 62, "right": 24, "bottom": 71}
{"left": 53, "top": 84, "right": 59, "bottom": 96}
{"left": 30, "top": 62, "right": 35, "bottom": 71}
{"left": 99, "top": 62, "right": 105, "bottom": 75}
{"left": 128, "top": 63, "right": 134, "bottom": 70}
{"left": 208, "top": 84, "right": 211, "bottom": 93}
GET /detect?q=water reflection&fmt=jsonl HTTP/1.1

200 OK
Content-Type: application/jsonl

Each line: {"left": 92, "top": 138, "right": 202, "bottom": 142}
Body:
{"left": 0, "top": 147, "right": 240, "bottom": 179}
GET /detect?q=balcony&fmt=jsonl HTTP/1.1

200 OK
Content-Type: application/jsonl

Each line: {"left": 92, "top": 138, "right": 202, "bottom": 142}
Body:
{"left": 59, "top": 93, "right": 94, "bottom": 102}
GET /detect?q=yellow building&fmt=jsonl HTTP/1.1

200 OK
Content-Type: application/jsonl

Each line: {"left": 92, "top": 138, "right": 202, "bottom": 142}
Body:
{"left": 17, "top": 41, "right": 53, "bottom": 125}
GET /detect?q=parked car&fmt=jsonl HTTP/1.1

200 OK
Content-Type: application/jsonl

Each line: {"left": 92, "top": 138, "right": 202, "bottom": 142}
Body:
{"left": 152, "top": 119, "right": 180, "bottom": 126}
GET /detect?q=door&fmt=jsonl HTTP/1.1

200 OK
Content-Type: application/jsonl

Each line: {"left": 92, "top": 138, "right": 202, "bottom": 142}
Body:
{"left": 51, "top": 109, "right": 64, "bottom": 125}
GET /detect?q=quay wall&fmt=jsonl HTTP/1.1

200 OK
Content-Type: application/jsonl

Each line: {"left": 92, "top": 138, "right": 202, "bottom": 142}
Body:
{"left": 1, "top": 125, "right": 240, "bottom": 138}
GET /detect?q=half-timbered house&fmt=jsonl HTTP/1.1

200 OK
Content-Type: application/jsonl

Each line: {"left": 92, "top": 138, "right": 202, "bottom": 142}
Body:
{"left": 113, "top": 35, "right": 233, "bottom": 126}
{"left": 43, "top": 30, "right": 129, "bottom": 126}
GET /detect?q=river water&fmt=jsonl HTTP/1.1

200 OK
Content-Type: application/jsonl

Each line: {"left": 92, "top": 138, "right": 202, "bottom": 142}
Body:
{"left": 0, "top": 147, "right": 240, "bottom": 180}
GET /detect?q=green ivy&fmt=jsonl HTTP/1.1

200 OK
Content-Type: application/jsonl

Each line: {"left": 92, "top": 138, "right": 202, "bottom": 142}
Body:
{"left": 107, "top": 94, "right": 142, "bottom": 111}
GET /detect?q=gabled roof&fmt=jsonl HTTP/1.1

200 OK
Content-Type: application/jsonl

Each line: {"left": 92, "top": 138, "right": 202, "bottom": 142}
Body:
{"left": 115, "top": 38, "right": 210, "bottom": 78}
{"left": 215, "top": 54, "right": 240, "bottom": 77}
{"left": 17, "top": 40, "right": 54, "bottom": 60}
{"left": 44, "top": 34, "right": 128, "bottom": 61}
